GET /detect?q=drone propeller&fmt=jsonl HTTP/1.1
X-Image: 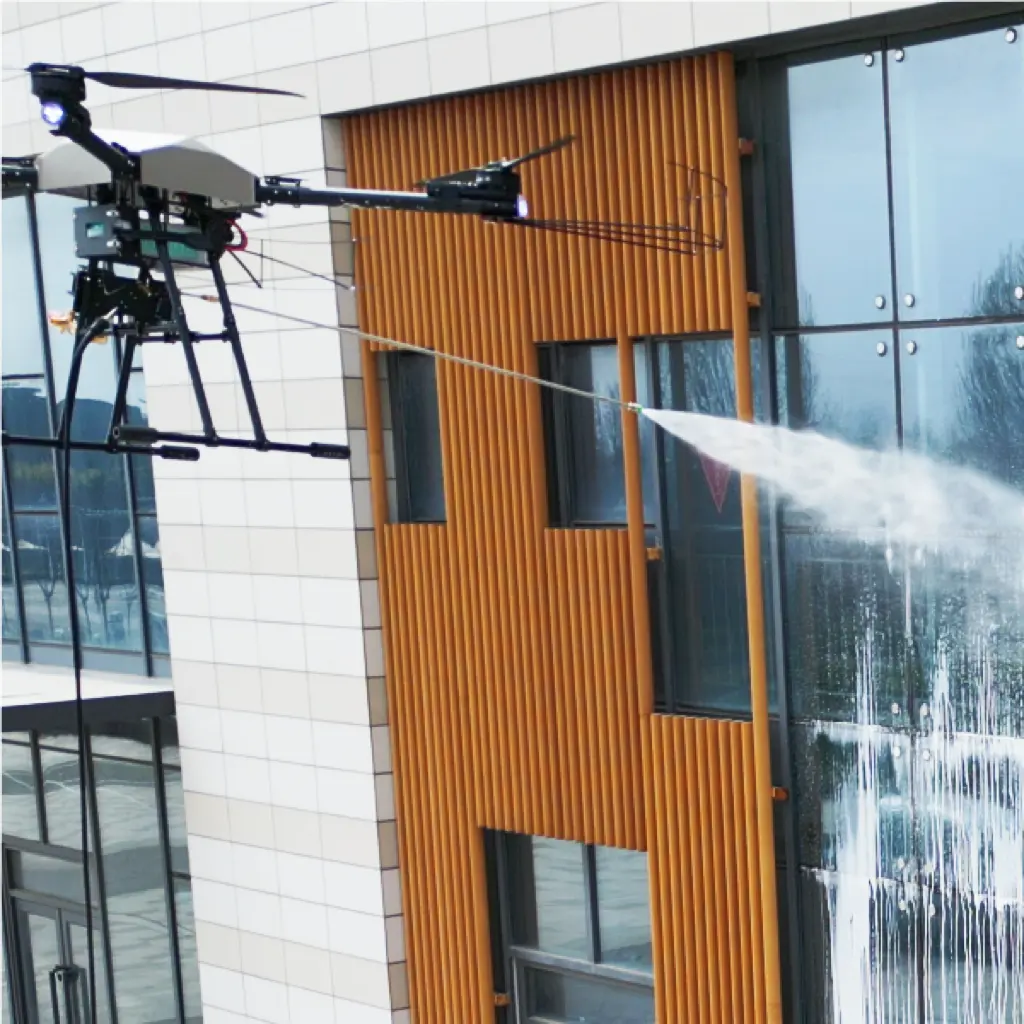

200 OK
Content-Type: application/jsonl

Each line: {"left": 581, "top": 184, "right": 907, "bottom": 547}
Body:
{"left": 24, "top": 63, "right": 302, "bottom": 97}
{"left": 415, "top": 134, "right": 575, "bottom": 188}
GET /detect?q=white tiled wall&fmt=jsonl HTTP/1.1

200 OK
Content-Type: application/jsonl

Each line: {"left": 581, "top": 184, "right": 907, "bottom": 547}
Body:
{"left": 2, "top": 2, "right": 937, "bottom": 1022}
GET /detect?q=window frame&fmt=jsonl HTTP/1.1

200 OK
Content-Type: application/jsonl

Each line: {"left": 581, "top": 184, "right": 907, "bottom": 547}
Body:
{"left": 1, "top": 193, "right": 168, "bottom": 677}
{"left": 386, "top": 350, "right": 447, "bottom": 525}
{"left": 1, "top": 715, "right": 195, "bottom": 1024}
{"left": 487, "top": 831, "right": 654, "bottom": 1024}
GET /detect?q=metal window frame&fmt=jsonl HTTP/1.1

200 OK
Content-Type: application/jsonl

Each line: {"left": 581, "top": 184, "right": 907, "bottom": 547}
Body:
{"left": 1, "top": 193, "right": 167, "bottom": 679}
{"left": 386, "top": 350, "right": 447, "bottom": 525}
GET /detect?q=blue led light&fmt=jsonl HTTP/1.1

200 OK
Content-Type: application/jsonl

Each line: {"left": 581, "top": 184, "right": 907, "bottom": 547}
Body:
{"left": 516, "top": 194, "right": 529, "bottom": 219}
{"left": 40, "top": 101, "right": 65, "bottom": 127}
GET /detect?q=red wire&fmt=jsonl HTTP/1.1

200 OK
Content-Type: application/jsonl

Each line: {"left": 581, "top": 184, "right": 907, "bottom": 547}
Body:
{"left": 225, "top": 220, "right": 248, "bottom": 251}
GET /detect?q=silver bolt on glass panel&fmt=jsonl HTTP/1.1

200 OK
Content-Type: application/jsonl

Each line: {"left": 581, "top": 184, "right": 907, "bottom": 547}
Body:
{"left": 874, "top": 294, "right": 886, "bottom": 308}
{"left": 892, "top": 744, "right": 902, "bottom": 758}
{"left": 920, "top": 703, "right": 930, "bottom": 717}
{"left": 864, "top": 53, "right": 875, "bottom": 66}
{"left": 906, "top": 340, "right": 918, "bottom": 354}
{"left": 891, "top": 702, "right": 901, "bottom": 714}
{"left": 893, "top": 48, "right": 906, "bottom": 62}
{"left": 1016, "top": 336, "right": 1024, "bottom": 350}
{"left": 899, "top": 898, "right": 908, "bottom": 911}
{"left": 929, "top": 904, "right": 937, "bottom": 917}
{"left": 1014, "top": 285, "right": 1024, "bottom": 300}
{"left": 876, "top": 341, "right": 888, "bottom": 355}
{"left": 922, "top": 750, "right": 932, "bottom": 762}
{"left": 904, "top": 293, "right": 915, "bottom": 307}
{"left": 1006, "top": 28, "right": 1018, "bottom": 43}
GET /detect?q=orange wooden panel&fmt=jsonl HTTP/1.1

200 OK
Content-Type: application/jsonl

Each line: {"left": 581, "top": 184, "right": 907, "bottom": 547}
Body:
{"left": 347, "top": 51, "right": 766, "bottom": 1024}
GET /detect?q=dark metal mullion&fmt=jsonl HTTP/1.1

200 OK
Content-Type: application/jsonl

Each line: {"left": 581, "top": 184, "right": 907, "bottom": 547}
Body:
{"left": 748, "top": 55, "right": 808, "bottom": 1024}
{"left": 582, "top": 844, "right": 601, "bottom": 964}
{"left": 151, "top": 718, "right": 186, "bottom": 1024}
{"left": 3, "top": 452, "right": 31, "bottom": 660}
{"left": 30, "top": 730, "right": 49, "bottom": 845}
{"left": 552, "top": 348, "right": 575, "bottom": 528}
{"left": 83, "top": 732, "right": 119, "bottom": 1024}
{"left": 110, "top": 331, "right": 153, "bottom": 676}
{"left": 388, "top": 354, "right": 414, "bottom": 523}
{"left": 772, "top": 311, "right": 1024, "bottom": 336}
{"left": 2, "top": 856, "right": 31, "bottom": 1024}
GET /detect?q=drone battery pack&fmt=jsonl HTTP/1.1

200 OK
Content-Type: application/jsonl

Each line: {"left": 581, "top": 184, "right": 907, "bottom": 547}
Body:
{"left": 73, "top": 204, "right": 208, "bottom": 267}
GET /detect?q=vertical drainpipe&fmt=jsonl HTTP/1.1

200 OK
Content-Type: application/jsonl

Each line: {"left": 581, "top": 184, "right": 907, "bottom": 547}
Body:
{"left": 719, "top": 50, "right": 785, "bottom": 1024}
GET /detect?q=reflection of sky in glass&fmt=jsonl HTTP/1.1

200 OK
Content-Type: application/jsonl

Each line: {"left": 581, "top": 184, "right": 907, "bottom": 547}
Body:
{"left": 2, "top": 197, "right": 44, "bottom": 375}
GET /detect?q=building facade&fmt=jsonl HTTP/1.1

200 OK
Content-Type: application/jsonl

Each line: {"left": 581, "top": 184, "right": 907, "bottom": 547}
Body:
{"left": 2, "top": 3, "right": 1023, "bottom": 1024}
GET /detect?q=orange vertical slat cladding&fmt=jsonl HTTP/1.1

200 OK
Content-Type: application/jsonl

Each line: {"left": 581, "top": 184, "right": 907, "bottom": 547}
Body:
{"left": 344, "top": 54, "right": 768, "bottom": 1024}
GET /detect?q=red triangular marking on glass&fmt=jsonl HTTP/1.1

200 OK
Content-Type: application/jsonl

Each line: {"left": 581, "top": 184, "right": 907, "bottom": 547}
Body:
{"left": 699, "top": 453, "right": 731, "bottom": 513}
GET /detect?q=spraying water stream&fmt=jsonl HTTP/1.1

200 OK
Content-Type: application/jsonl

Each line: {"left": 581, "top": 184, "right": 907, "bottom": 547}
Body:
{"left": 644, "top": 410, "right": 1024, "bottom": 1024}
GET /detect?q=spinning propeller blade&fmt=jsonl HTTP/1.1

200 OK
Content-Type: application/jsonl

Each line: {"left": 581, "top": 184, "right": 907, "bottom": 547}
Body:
{"left": 24, "top": 63, "right": 303, "bottom": 97}
{"left": 498, "top": 134, "right": 575, "bottom": 170}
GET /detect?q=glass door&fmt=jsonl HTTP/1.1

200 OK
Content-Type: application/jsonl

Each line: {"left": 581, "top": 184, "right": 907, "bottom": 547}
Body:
{"left": 14, "top": 900, "right": 101, "bottom": 1024}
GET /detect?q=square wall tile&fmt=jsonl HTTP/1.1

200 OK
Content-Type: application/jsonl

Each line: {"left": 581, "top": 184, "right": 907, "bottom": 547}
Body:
{"left": 426, "top": 2, "right": 486, "bottom": 35}
{"left": 261, "top": 667, "right": 312, "bottom": 719}
{"left": 250, "top": 8, "right": 315, "bottom": 72}
{"left": 427, "top": 28, "right": 490, "bottom": 96}
{"left": 227, "top": 797, "right": 276, "bottom": 848}
{"left": 191, "top": 878, "right": 239, "bottom": 929}
{"left": 176, "top": 704, "right": 223, "bottom": 753}
{"left": 239, "top": 931, "right": 288, "bottom": 984}
{"left": 312, "top": 1, "right": 369, "bottom": 60}
{"left": 173, "top": 660, "right": 219, "bottom": 708}
{"left": 320, "top": 814, "right": 381, "bottom": 868}
{"left": 217, "top": 664, "right": 264, "bottom": 714}
{"left": 207, "top": 572, "right": 257, "bottom": 621}
{"left": 327, "top": 907, "right": 388, "bottom": 961}
{"left": 293, "top": 480, "right": 353, "bottom": 530}
{"left": 270, "top": 761, "right": 319, "bottom": 812}
{"left": 277, "top": 852, "right": 327, "bottom": 904}
{"left": 486, "top": 14, "right": 555, "bottom": 85}
{"left": 265, "top": 715, "right": 315, "bottom": 766}
{"left": 551, "top": 3, "right": 621, "bottom": 73}
{"left": 367, "top": 1, "right": 426, "bottom": 48}
{"left": 187, "top": 835, "right": 234, "bottom": 884}
{"left": 233, "top": 842, "right": 280, "bottom": 893}
{"left": 261, "top": 116, "right": 326, "bottom": 175}
{"left": 224, "top": 753, "right": 272, "bottom": 804}
{"left": 620, "top": 2, "right": 695, "bottom": 60}
{"left": 199, "top": 964, "right": 245, "bottom": 1013}
{"left": 59, "top": 8, "right": 105, "bottom": 61}
{"left": 252, "top": 574, "right": 303, "bottom": 625}
{"left": 245, "top": 481, "right": 296, "bottom": 529}
{"left": 281, "top": 897, "right": 329, "bottom": 948}
{"left": 212, "top": 618, "right": 261, "bottom": 668}
{"left": 183, "top": 791, "right": 232, "bottom": 840}
{"left": 248, "top": 529, "right": 301, "bottom": 579}
{"left": 289, "top": 987, "right": 334, "bottom": 1024}
{"left": 272, "top": 806, "right": 323, "bottom": 858}
{"left": 692, "top": 1, "right": 771, "bottom": 46}
{"left": 315, "top": 767, "right": 377, "bottom": 820}
{"left": 154, "top": 2, "right": 203, "bottom": 41}
{"left": 102, "top": 1, "right": 156, "bottom": 53}
{"left": 330, "top": 954, "right": 392, "bottom": 1011}
{"left": 485, "top": 2, "right": 551, "bottom": 23}
{"left": 309, "top": 674, "right": 370, "bottom": 726}
{"left": 770, "top": 2, "right": 853, "bottom": 32}
{"left": 323, "top": 861, "right": 384, "bottom": 916}
{"left": 312, "top": 721, "right": 373, "bottom": 774}
{"left": 370, "top": 40, "right": 430, "bottom": 106}
{"left": 202, "top": 526, "right": 253, "bottom": 575}
{"left": 300, "top": 578, "right": 363, "bottom": 630}
{"left": 297, "top": 529, "right": 359, "bottom": 580}
{"left": 167, "top": 614, "right": 214, "bottom": 664}
{"left": 243, "top": 975, "right": 290, "bottom": 1024}
{"left": 283, "top": 379, "right": 347, "bottom": 431}
{"left": 305, "top": 625, "right": 366, "bottom": 676}
{"left": 257, "top": 622, "right": 308, "bottom": 673}
{"left": 236, "top": 888, "right": 283, "bottom": 939}
{"left": 195, "top": 920, "right": 242, "bottom": 972}
{"left": 284, "top": 941, "right": 333, "bottom": 995}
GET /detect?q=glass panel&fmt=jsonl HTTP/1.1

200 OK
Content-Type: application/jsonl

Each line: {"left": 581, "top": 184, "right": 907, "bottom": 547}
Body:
{"left": 164, "top": 766, "right": 190, "bottom": 874}
{"left": 13, "top": 852, "right": 85, "bottom": 904}
{"left": 69, "top": 452, "right": 141, "bottom": 653}
{"left": 2, "top": 508, "right": 21, "bottom": 641}
{"left": 776, "top": 332, "right": 906, "bottom": 727}
{"left": 174, "top": 879, "right": 203, "bottom": 1023}
{"left": 67, "top": 922, "right": 113, "bottom": 1024}
{"left": 137, "top": 516, "right": 167, "bottom": 655}
{"left": 900, "top": 323, "right": 1024, "bottom": 738}
{"left": 159, "top": 716, "right": 180, "bottom": 766}
{"left": 798, "top": 871, "right": 922, "bottom": 1024}
{"left": 531, "top": 837, "right": 590, "bottom": 959}
{"left": 2, "top": 740, "right": 40, "bottom": 839}
{"left": 3, "top": 378, "right": 57, "bottom": 511}
{"left": 93, "top": 754, "right": 178, "bottom": 1024}
{"left": 2, "top": 195, "right": 45, "bottom": 376}
{"left": 548, "top": 344, "right": 654, "bottom": 525}
{"left": 652, "top": 339, "right": 752, "bottom": 712}
{"left": 89, "top": 720, "right": 154, "bottom": 761}
{"left": 39, "top": 746, "right": 85, "bottom": 848}
{"left": 24, "top": 910, "right": 59, "bottom": 1024}
{"left": 126, "top": 370, "right": 156, "bottom": 514}
{"left": 392, "top": 353, "right": 446, "bottom": 523}
{"left": 595, "top": 848, "right": 652, "bottom": 972}
{"left": 782, "top": 52, "right": 891, "bottom": 327}
{"left": 523, "top": 966, "right": 655, "bottom": 1024}
{"left": 15, "top": 514, "right": 70, "bottom": 645}
{"left": 889, "top": 25, "right": 1024, "bottom": 321}
{"left": 34, "top": 194, "right": 87, "bottom": 394}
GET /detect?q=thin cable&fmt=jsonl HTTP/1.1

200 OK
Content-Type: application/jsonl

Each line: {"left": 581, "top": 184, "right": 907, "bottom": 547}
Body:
{"left": 59, "top": 318, "right": 107, "bottom": 1024}
{"left": 184, "top": 292, "right": 645, "bottom": 415}
{"left": 234, "top": 249, "right": 356, "bottom": 290}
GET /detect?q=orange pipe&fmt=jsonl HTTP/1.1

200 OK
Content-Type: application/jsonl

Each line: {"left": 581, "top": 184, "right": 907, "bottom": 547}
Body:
{"left": 616, "top": 330, "right": 654, "bottom": 715}
{"left": 718, "top": 51, "right": 784, "bottom": 1024}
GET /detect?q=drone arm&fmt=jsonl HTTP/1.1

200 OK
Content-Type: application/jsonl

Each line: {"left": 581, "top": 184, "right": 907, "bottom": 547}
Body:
{"left": 254, "top": 181, "right": 518, "bottom": 219}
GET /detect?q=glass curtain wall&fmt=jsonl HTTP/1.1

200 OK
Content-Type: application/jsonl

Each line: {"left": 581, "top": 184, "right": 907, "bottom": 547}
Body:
{"left": 1, "top": 716, "right": 200, "bottom": 1024}
{"left": 762, "top": 20, "right": 1024, "bottom": 1024}
{"left": 2, "top": 193, "right": 168, "bottom": 677}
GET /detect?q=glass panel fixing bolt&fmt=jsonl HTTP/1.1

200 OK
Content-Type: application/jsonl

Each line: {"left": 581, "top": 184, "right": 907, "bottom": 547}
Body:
{"left": 906, "top": 340, "right": 918, "bottom": 355}
{"left": 876, "top": 341, "right": 888, "bottom": 356}
{"left": 903, "top": 293, "right": 915, "bottom": 307}
{"left": 1014, "top": 285, "right": 1024, "bottom": 300}
{"left": 893, "top": 48, "right": 906, "bottom": 62}
{"left": 874, "top": 294, "right": 886, "bottom": 309}
{"left": 1016, "top": 336, "right": 1024, "bottom": 350}
{"left": 864, "top": 53, "right": 875, "bottom": 66}
{"left": 1007, "top": 28, "right": 1018, "bottom": 43}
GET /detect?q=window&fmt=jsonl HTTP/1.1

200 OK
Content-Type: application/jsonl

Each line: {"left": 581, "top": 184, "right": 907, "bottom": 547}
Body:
{"left": 488, "top": 831, "right": 654, "bottom": 1024}
{"left": 385, "top": 351, "right": 446, "bottom": 523}
{"left": 540, "top": 338, "right": 764, "bottom": 715}
{"left": 1, "top": 194, "right": 167, "bottom": 676}
{"left": 1, "top": 715, "right": 202, "bottom": 1024}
